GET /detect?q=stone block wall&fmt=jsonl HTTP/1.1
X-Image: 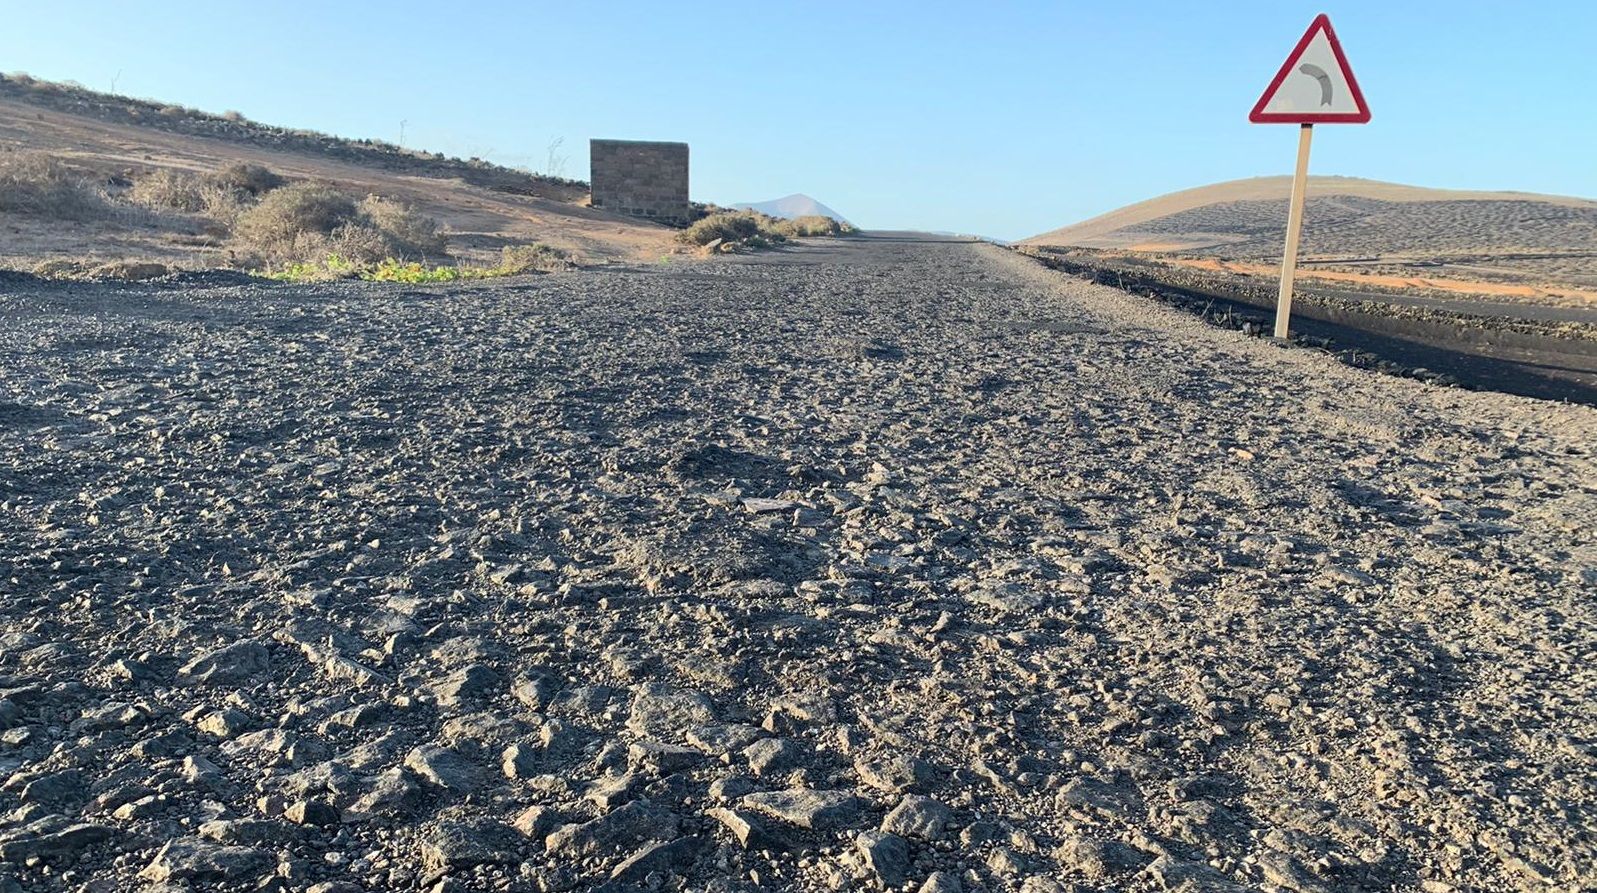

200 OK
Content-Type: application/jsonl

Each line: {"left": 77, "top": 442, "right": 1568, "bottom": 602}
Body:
{"left": 589, "top": 139, "right": 690, "bottom": 226}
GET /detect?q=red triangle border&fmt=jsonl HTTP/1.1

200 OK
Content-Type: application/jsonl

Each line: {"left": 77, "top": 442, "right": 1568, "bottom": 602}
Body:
{"left": 1249, "top": 13, "right": 1371, "bottom": 124}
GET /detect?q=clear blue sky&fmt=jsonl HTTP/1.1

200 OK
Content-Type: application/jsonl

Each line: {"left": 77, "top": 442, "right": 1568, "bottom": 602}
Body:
{"left": 3, "top": 1, "right": 1592, "bottom": 239}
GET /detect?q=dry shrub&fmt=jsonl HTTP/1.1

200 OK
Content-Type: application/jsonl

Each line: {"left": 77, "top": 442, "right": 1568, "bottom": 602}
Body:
{"left": 496, "top": 243, "right": 570, "bottom": 274}
{"left": 129, "top": 168, "right": 207, "bottom": 213}
{"left": 88, "top": 260, "right": 171, "bottom": 281}
{"left": 774, "top": 215, "right": 847, "bottom": 238}
{"left": 232, "top": 182, "right": 445, "bottom": 266}
{"left": 30, "top": 258, "right": 170, "bottom": 281}
{"left": 0, "top": 152, "right": 107, "bottom": 219}
{"left": 199, "top": 189, "right": 248, "bottom": 227}
{"left": 679, "top": 213, "right": 766, "bottom": 246}
{"left": 32, "top": 258, "right": 92, "bottom": 278}
{"left": 319, "top": 224, "right": 392, "bottom": 263}
{"left": 358, "top": 195, "right": 445, "bottom": 256}
{"left": 233, "top": 183, "right": 360, "bottom": 255}
{"left": 207, "top": 162, "right": 282, "bottom": 196}
{"left": 129, "top": 168, "right": 249, "bottom": 225}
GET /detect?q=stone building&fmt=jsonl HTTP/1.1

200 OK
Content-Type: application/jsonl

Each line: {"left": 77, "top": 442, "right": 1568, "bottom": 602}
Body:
{"left": 589, "top": 139, "right": 690, "bottom": 226}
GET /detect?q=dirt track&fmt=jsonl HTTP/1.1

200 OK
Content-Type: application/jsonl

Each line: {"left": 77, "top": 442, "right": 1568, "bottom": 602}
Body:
{"left": 1, "top": 235, "right": 1593, "bottom": 892}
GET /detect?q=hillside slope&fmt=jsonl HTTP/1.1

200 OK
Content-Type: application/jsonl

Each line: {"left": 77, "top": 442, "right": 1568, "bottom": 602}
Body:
{"left": 0, "top": 75, "right": 679, "bottom": 270}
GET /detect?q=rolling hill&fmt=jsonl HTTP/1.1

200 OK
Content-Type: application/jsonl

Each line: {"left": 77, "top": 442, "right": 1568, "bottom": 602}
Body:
{"left": 1024, "top": 176, "right": 1597, "bottom": 298}
{"left": 1025, "top": 176, "right": 1597, "bottom": 251}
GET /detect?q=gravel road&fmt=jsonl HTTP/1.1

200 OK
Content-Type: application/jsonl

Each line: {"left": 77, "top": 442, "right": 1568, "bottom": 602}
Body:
{"left": 1, "top": 235, "right": 1593, "bottom": 893}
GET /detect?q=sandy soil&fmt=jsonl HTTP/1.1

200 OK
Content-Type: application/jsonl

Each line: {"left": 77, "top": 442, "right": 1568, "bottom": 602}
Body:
{"left": 0, "top": 97, "right": 679, "bottom": 268}
{"left": 1, "top": 236, "right": 1591, "bottom": 893}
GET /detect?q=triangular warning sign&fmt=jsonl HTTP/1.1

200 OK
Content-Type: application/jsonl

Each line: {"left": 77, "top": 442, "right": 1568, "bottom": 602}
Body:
{"left": 1250, "top": 14, "right": 1370, "bottom": 124}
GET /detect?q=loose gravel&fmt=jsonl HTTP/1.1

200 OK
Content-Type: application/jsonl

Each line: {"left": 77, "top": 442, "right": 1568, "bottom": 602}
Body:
{"left": 1, "top": 235, "right": 1593, "bottom": 892}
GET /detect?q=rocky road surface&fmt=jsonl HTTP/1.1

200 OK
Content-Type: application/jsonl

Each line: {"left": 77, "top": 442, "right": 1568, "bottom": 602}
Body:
{"left": 1, "top": 235, "right": 1593, "bottom": 893}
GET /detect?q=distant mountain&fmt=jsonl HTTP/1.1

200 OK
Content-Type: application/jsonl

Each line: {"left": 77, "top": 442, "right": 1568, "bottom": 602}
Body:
{"left": 733, "top": 193, "right": 850, "bottom": 223}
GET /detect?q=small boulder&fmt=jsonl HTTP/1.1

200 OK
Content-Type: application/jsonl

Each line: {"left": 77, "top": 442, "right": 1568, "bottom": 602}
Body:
{"left": 284, "top": 799, "right": 339, "bottom": 826}
{"left": 138, "top": 838, "right": 271, "bottom": 884}
{"left": 513, "top": 805, "right": 560, "bottom": 839}
{"left": 742, "top": 789, "right": 864, "bottom": 832}
{"left": 430, "top": 664, "right": 500, "bottom": 707}
{"left": 195, "top": 708, "right": 253, "bottom": 739}
{"left": 920, "top": 871, "right": 964, "bottom": 893}
{"left": 627, "top": 684, "right": 715, "bottom": 741}
{"left": 419, "top": 821, "right": 518, "bottom": 881}
{"left": 404, "top": 745, "right": 480, "bottom": 793}
{"left": 855, "top": 831, "right": 910, "bottom": 887}
{"left": 343, "top": 768, "right": 423, "bottom": 821}
{"left": 545, "top": 800, "right": 679, "bottom": 860}
{"left": 502, "top": 742, "right": 539, "bottom": 780}
{"left": 744, "top": 737, "right": 802, "bottom": 777}
{"left": 605, "top": 837, "right": 703, "bottom": 887}
{"left": 178, "top": 641, "right": 270, "bottom": 686}
{"left": 855, "top": 753, "right": 933, "bottom": 793}
{"left": 706, "top": 807, "right": 791, "bottom": 851}
{"left": 882, "top": 794, "right": 953, "bottom": 841}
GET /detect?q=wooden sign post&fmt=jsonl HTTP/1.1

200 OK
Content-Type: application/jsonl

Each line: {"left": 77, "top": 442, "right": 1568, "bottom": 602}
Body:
{"left": 1249, "top": 14, "right": 1370, "bottom": 339}
{"left": 1275, "top": 124, "right": 1314, "bottom": 338}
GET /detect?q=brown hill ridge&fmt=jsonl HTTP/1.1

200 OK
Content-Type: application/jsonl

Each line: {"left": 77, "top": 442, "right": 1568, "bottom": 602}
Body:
{"left": 1024, "top": 176, "right": 1597, "bottom": 252}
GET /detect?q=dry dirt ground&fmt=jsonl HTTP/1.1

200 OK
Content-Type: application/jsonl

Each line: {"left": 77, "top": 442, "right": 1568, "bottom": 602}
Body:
{"left": 0, "top": 96, "right": 677, "bottom": 269}
{"left": 1, "top": 235, "right": 1593, "bottom": 893}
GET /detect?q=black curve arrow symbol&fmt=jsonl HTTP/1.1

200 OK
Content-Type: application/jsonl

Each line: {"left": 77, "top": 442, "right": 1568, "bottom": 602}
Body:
{"left": 1298, "top": 63, "right": 1333, "bottom": 106}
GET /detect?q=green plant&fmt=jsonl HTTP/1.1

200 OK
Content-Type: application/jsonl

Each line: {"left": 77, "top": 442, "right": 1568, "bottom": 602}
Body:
{"left": 262, "top": 241, "right": 575, "bottom": 284}
{"left": 261, "top": 253, "right": 364, "bottom": 282}
{"left": 366, "top": 258, "right": 463, "bottom": 283}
